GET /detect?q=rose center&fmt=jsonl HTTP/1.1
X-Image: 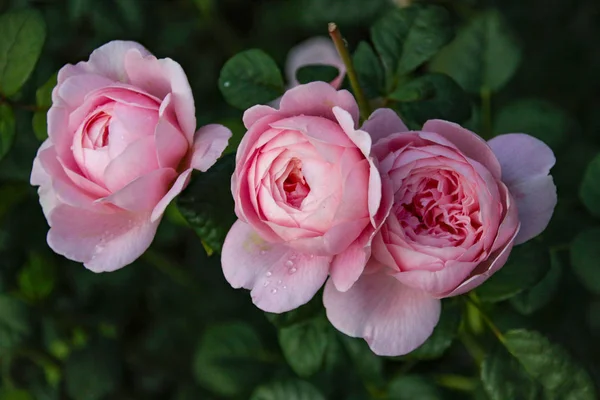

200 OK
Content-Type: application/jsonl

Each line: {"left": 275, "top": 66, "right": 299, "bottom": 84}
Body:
{"left": 283, "top": 158, "right": 310, "bottom": 209}
{"left": 84, "top": 111, "right": 112, "bottom": 149}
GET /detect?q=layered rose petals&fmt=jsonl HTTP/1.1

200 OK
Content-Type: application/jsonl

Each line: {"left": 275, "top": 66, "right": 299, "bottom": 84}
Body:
{"left": 31, "top": 41, "right": 231, "bottom": 272}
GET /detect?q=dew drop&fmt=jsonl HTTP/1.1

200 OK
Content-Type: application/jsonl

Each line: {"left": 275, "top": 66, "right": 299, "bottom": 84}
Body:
{"left": 271, "top": 288, "right": 277, "bottom": 294}
{"left": 260, "top": 250, "right": 267, "bottom": 255}
{"left": 290, "top": 254, "right": 297, "bottom": 260}
{"left": 223, "top": 81, "right": 231, "bottom": 87}
{"left": 309, "top": 254, "right": 314, "bottom": 259}
{"left": 289, "top": 267, "right": 297, "bottom": 274}
{"left": 285, "top": 260, "right": 294, "bottom": 267}
{"left": 277, "top": 280, "right": 282, "bottom": 284}
{"left": 263, "top": 281, "right": 270, "bottom": 287}
{"left": 283, "top": 285, "right": 287, "bottom": 289}
{"left": 265, "top": 271, "right": 272, "bottom": 277}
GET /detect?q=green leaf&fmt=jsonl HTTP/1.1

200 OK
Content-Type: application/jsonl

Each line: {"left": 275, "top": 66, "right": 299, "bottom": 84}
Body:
{"left": 18, "top": 252, "right": 56, "bottom": 301}
{"left": 278, "top": 315, "right": 329, "bottom": 377}
{"left": 250, "top": 379, "right": 325, "bottom": 400}
{"left": 570, "top": 228, "right": 600, "bottom": 294}
{"left": 0, "top": 103, "right": 16, "bottom": 161}
{"left": 176, "top": 154, "right": 236, "bottom": 253}
{"left": 65, "top": 341, "right": 122, "bottom": 400}
{"left": 0, "top": 9, "right": 46, "bottom": 96}
{"left": 503, "top": 329, "right": 597, "bottom": 400}
{"left": 265, "top": 294, "right": 322, "bottom": 328}
{"left": 32, "top": 73, "right": 56, "bottom": 141}
{"left": 390, "top": 73, "right": 471, "bottom": 128}
{"left": 0, "top": 389, "right": 33, "bottom": 400}
{"left": 510, "top": 252, "right": 562, "bottom": 314}
{"left": 388, "top": 375, "right": 443, "bottom": 400}
{"left": 296, "top": 65, "right": 339, "bottom": 85}
{"left": 481, "top": 346, "right": 540, "bottom": 400}
{"left": 353, "top": 41, "right": 385, "bottom": 99}
{"left": 339, "top": 335, "right": 385, "bottom": 388}
{"left": 409, "top": 299, "right": 461, "bottom": 359}
{"left": 579, "top": 154, "right": 600, "bottom": 219}
{"left": 218, "top": 49, "right": 284, "bottom": 110}
{"left": 193, "top": 322, "right": 268, "bottom": 397}
{"left": 371, "top": 5, "right": 453, "bottom": 84}
{"left": 476, "top": 240, "right": 550, "bottom": 302}
{"left": 0, "top": 295, "right": 30, "bottom": 353}
{"left": 494, "top": 99, "right": 571, "bottom": 151}
{"left": 430, "top": 10, "right": 521, "bottom": 94}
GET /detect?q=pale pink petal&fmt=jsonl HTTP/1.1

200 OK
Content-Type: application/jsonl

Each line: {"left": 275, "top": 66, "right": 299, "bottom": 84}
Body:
{"left": 361, "top": 108, "right": 409, "bottom": 144}
{"left": 31, "top": 140, "right": 61, "bottom": 218}
{"left": 285, "top": 37, "right": 346, "bottom": 89}
{"left": 243, "top": 105, "right": 278, "bottom": 129}
{"left": 329, "top": 240, "right": 370, "bottom": 292}
{"left": 488, "top": 133, "right": 557, "bottom": 244}
{"left": 47, "top": 204, "right": 159, "bottom": 272}
{"left": 333, "top": 106, "right": 372, "bottom": 158}
{"left": 154, "top": 117, "right": 189, "bottom": 169}
{"left": 221, "top": 220, "right": 331, "bottom": 313}
{"left": 278, "top": 82, "right": 359, "bottom": 125}
{"left": 87, "top": 40, "right": 151, "bottom": 83}
{"left": 98, "top": 168, "right": 177, "bottom": 212}
{"left": 103, "top": 136, "right": 159, "bottom": 192}
{"left": 151, "top": 169, "right": 192, "bottom": 222}
{"left": 191, "top": 124, "right": 232, "bottom": 172}
{"left": 125, "top": 51, "right": 196, "bottom": 141}
{"left": 56, "top": 74, "right": 115, "bottom": 109}
{"left": 422, "top": 120, "right": 502, "bottom": 180}
{"left": 323, "top": 272, "right": 441, "bottom": 356}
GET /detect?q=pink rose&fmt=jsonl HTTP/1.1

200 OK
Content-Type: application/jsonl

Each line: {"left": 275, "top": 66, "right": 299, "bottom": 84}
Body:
{"left": 30, "top": 41, "right": 231, "bottom": 272}
{"left": 221, "top": 82, "right": 392, "bottom": 313}
{"left": 324, "top": 109, "right": 557, "bottom": 356}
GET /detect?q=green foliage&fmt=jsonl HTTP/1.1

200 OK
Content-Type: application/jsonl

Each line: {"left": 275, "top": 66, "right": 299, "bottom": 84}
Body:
{"left": 510, "top": 252, "right": 562, "bottom": 315}
{"left": 476, "top": 240, "right": 550, "bottom": 302}
{"left": 278, "top": 315, "right": 329, "bottom": 377}
{"left": 388, "top": 375, "right": 443, "bottom": 400}
{"left": 0, "top": 295, "right": 30, "bottom": 353}
{"left": 18, "top": 252, "right": 56, "bottom": 301}
{"left": 32, "top": 73, "right": 56, "bottom": 141}
{"left": 219, "top": 49, "right": 285, "bottom": 110}
{"left": 430, "top": 10, "right": 521, "bottom": 94}
{"left": 176, "top": 154, "right": 236, "bottom": 253}
{"left": 570, "top": 228, "right": 600, "bottom": 294}
{"left": 0, "top": 390, "right": 33, "bottom": 400}
{"left": 409, "top": 299, "right": 461, "bottom": 360}
{"left": 481, "top": 346, "right": 539, "bottom": 400}
{"left": 353, "top": 42, "right": 385, "bottom": 99}
{"left": 250, "top": 379, "right": 325, "bottom": 400}
{"left": 0, "top": 103, "right": 15, "bottom": 160}
{"left": 579, "top": 154, "right": 600, "bottom": 218}
{"left": 296, "top": 65, "right": 339, "bottom": 84}
{"left": 0, "top": 9, "right": 46, "bottom": 97}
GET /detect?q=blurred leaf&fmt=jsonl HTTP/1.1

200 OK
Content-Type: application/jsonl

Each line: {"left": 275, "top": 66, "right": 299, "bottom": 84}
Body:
{"left": 176, "top": 154, "right": 236, "bottom": 253}
{"left": 476, "top": 240, "right": 550, "bottom": 302}
{"left": 371, "top": 5, "right": 453, "bottom": 84}
{"left": 68, "top": 0, "right": 89, "bottom": 21}
{"left": 390, "top": 73, "right": 471, "bottom": 128}
{"left": 265, "top": 294, "right": 322, "bottom": 328}
{"left": 570, "top": 228, "right": 600, "bottom": 294}
{"left": 388, "top": 375, "right": 443, "bottom": 400}
{"left": 296, "top": 65, "right": 339, "bottom": 85}
{"left": 481, "top": 346, "right": 540, "bottom": 400}
{"left": 510, "top": 252, "right": 562, "bottom": 315}
{"left": 340, "top": 335, "right": 385, "bottom": 389}
{"left": 0, "top": 389, "right": 33, "bottom": 400}
{"left": 579, "top": 154, "right": 600, "bottom": 218}
{"left": 278, "top": 315, "right": 329, "bottom": 377}
{"left": 250, "top": 379, "right": 325, "bottom": 400}
{"left": 0, "top": 295, "right": 30, "bottom": 353}
{"left": 503, "top": 329, "right": 596, "bottom": 400}
{"left": 193, "top": 322, "right": 268, "bottom": 397}
{"left": 430, "top": 10, "right": 521, "bottom": 94}
{"left": 218, "top": 49, "right": 284, "bottom": 110}
{"left": 0, "top": 103, "right": 16, "bottom": 161}
{"left": 18, "top": 252, "right": 56, "bottom": 301}
{"left": 0, "top": 9, "right": 46, "bottom": 96}
{"left": 218, "top": 117, "right": 245, "bottom": 155}
{"left": 409, "top": 299, "right": 461, "bottom": 359}
{"left": 32, "top": 73, "right": 56, "bottom": 141}
{"left": 64, "top": 341, "right": 122, "bottom": 400}
{"left": 353, "top": 41, "right": 385, "bottom": 99}
{"left": 494, "top": 99, "right": 571, "bottom": 151}
{"left": 299, "top": 0, "right": 391, "bottom": 28}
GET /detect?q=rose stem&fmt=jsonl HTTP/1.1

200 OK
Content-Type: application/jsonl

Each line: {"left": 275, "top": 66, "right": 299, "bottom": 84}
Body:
{"left": 328, "top": 22, "right": 372, "bottom": 121}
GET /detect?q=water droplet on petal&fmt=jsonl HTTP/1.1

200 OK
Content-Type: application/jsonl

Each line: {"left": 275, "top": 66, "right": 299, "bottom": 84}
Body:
{"left": 260, "top": 250, "right": 267, "bottom": 255}
{"left": 309, "top": 254, "right": 314, "bottom": 259}
{"left": 265, "top": 271, "right": 272, "bottom": 277}
{"left": 223, "top": 81, "right": 231, "bottom": 87}
{"left": 285, "top": 260, "right": 294, "bottom": 267}
{"left": 277, "top": 280, "right": 282, "bottom": 284}
{"left": 263, "top": 281, "right": 270, "bottom": 287}
{"left": 289, "top": 267, "right": 297, "bottom": 274}
{"left": 290, "top": 254, "right": 297, "bottom": 260}
{"left": 271, "top": 288, "right": 277, "bottom": 294}
{"left": 283, "top": 285, "right": 287, "bottom": 289}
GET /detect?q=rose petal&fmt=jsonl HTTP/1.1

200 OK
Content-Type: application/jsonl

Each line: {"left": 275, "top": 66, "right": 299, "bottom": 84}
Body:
{"left": 323, "top": 271, "right": 441, "bottom": 356}
{"left": 191, "top": 124, "right": 232, "bottom": 172}
{"left": 47, "top": 204, "right": 159, "bottom": 272}
{"left": 103, "top": 136, "right": 159, "bottom": 192}
{"left": 422, "top": 120, "right": 502, "bottom": 180}
{"left": 333, "top": 106, "right": 372, "bottom": 158}
{"left": 151, "top": 169, "right": 192, "bottom": 222}
{"left": 285, "top": 37, "right": 345, "bottom": 89}
{"left": 361, "top": 108, "right": 409, "bottom": 144}
{"left": 87, "top": 40, "right": 151, "bottom": 83}
{"left": 329, "top": 239, "right": 370, "bottom": 292}
{"left": 488, "top": 133, "right": 557, "bottom": 244}
{"left": 154, "top": 117, "right": 189, "bottom": 169}
{"left": 221, "top": 220, "right": 331, "bottom": 313}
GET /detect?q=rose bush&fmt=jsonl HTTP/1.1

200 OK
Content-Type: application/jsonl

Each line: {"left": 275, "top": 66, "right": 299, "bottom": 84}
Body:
{"left": 221, "top": 82, "right": 392, "bottom": 313}
{"left": 30, "top": 41, "right": 231, "bottom": 272}
{"left": 324, "top": 109, "right": 557, "bottom": 355}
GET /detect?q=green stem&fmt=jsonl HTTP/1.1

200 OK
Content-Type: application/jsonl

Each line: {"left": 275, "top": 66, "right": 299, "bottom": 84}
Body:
{"left": 465, "top": 294, "right": 505, "bottom": 344}
{"left": 481, "top": 86, "right": 493, "bottom": 139}
{"left": 459, "top": 327, "right": 486, "bottom": 365}
{"left": 435, "top": 374, "right": 478, "bottom": 392}
{"left": 328, "top": 23, "right": 371, "bottom": 121}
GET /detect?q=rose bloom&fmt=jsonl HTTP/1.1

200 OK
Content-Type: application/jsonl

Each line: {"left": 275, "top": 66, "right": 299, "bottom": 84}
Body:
{"left": 31, "top": 41, "right": 231, "bottom": 272}
{"left": 324, "top": 109, "right": 557, "bottom": 356}
{"left": 221, "top": 82, "right": 392, "bottom": 313}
